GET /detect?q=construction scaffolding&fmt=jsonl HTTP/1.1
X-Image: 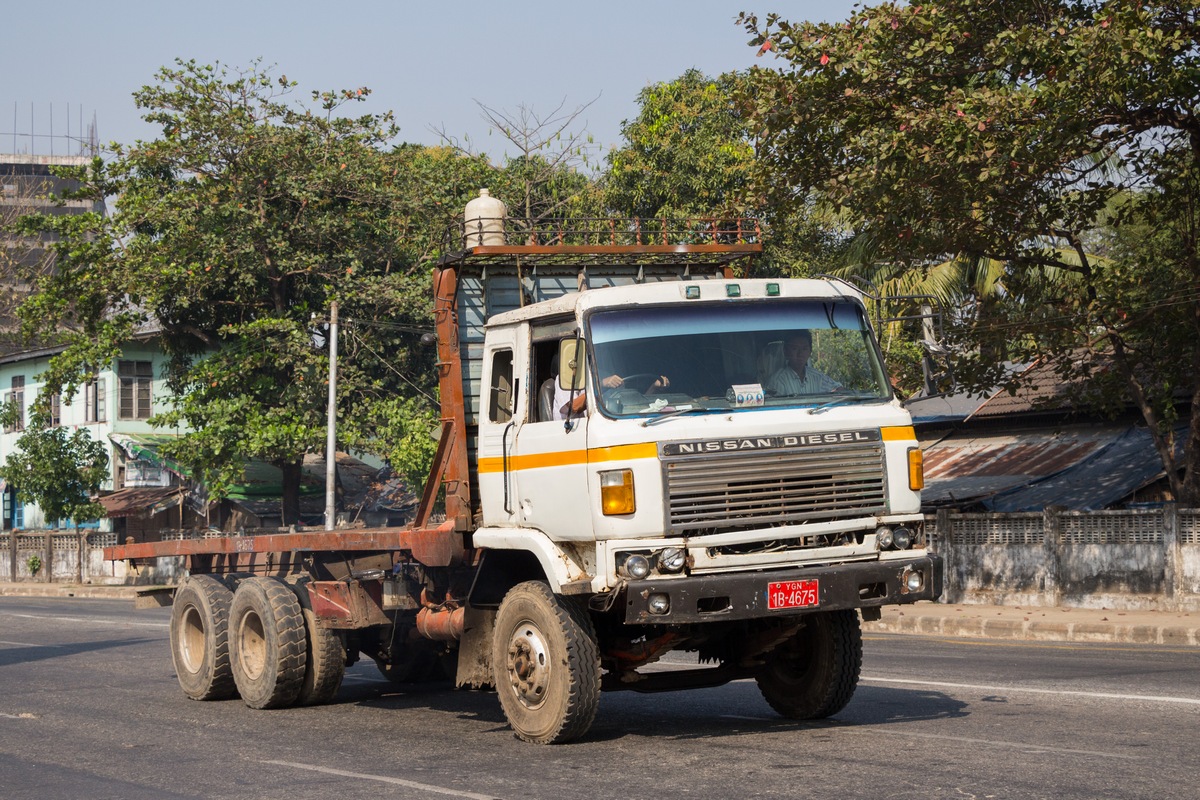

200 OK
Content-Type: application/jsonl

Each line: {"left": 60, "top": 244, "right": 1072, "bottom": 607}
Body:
{"left": 1, "top": 102, "right": 100, "bottom": 158}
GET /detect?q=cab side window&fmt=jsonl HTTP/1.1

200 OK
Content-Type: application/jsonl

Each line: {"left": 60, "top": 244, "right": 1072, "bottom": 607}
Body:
{"left": 532, "top": 340, "right": 560, "bottom": 423}
{"left": 488, "top": 349, "right": 515, "bottom": 423}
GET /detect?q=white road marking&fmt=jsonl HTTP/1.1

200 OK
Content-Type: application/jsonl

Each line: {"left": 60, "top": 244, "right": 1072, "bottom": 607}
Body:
{"left": 857, "top": 729, "right": 1144, "bottom": 760}
{"left": 0, "top": 640, "right": 61, "bottom": 648}
{"left": 863, "top": 675, "right": 1200, "bottom": 706}
{"left": 719, "top": 715, "right": 1141, "bottom": 760}
{"left": 0, "top": 612, "right": 168, "bottom": 629}
{"left": 261, "top": 760, "right": 502, "bottom": 799}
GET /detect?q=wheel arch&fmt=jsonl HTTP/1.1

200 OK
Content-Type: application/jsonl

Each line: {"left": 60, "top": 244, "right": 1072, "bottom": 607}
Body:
{"left": 469, "top": 527, "right": 594, "bottom": 607}
{"left": 468, "top": 549, "right": 547, "bottom": 609}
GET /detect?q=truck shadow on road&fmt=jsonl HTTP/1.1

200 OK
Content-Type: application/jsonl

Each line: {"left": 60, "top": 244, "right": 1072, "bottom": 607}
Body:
{"left": 587, "top": 683, "right": 971, "bottom": 742}
{"left": 338, "top": 670, "right": 969, "bottom": 742}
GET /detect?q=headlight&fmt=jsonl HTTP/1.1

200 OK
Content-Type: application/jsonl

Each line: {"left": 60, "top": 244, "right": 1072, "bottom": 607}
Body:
{"left": 646, "top": 593, "right": 671, "bottom": 615}
{"left": 875, "top": 526, "right": 893, "bottom": 550}
{"left": 892, "top": 527, "right": 913, "bottom": 550}
{"left": 658, "top": 547, "right": 686, "bottom": 573}
{"left": 903, "top": 569, "right": 924, "bottom": 593}
{"left": 620, "top": 553, "right": 651, "bottom": 580}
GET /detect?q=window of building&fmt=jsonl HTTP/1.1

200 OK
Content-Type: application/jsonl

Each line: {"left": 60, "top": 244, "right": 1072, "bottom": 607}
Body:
{"left": 49, "top": 393, "right": 61, "bottom": 427}
{"left": 84, "top": 376, "right": 106, "bottom": 423}
{"left": 5, "top": 376, "right": 25, "bottom": 433}
{"left": 118, "top": 361, "right": 153, "bottom": 420}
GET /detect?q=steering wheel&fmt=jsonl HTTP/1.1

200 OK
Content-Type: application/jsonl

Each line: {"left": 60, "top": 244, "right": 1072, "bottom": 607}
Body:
{"left": 618, "top": 373, "right": 665, "bottom": 393}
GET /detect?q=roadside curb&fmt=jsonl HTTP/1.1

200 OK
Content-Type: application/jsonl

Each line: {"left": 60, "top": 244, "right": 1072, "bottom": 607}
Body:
{"left": 0, "top": 583, "right": 142, "bottom": 600}
{"left": 864, "top": 612, "right": 1200, "bottom": 646}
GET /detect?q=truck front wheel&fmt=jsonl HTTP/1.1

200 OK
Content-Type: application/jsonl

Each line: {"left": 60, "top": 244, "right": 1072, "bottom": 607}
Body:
{"left": 492, "top": 581, "right": 600, "bottom": 744}
{"left": 756, "top": 609, "right": 862, "bottom": 719}
{"left": 170, "top": 575, "right": 237, "bottom": 701}
{"left": 229, "top": 577, "right": 307, "bottom": 709}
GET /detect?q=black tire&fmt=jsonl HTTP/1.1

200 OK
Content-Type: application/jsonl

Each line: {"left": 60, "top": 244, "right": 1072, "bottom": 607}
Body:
{"left": 372, "top": 613, "right": 440, "bottom": 684}
{"left": 492, "top": 581, "right": 600, "bottom": 744}
{"left": 229, "top": 577, "right": 307, "bottom": 709}
{"left": 375, "top": 646, "right": 440, "bottom": 684}
{"left": 169, "top": 575, "right": 237, "bottom": 701}
{"left": 290, "top": 579, "right": 346, "bottom": 706}
{"left": 756, "top": 610, "right": 862, "bottom": 720}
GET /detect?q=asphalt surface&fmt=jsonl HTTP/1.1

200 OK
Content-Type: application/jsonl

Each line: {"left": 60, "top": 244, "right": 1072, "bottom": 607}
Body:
{"left": 1, "top": 580, "right": 1197, "bottom": 645}
{"left": 3, "top": 596, "right": 1199, "bottom": 800}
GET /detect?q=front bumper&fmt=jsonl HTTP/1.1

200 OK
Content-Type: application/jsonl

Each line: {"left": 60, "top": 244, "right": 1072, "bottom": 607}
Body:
{"left": 623, "top": 554, "right": 943, "bottom": 624}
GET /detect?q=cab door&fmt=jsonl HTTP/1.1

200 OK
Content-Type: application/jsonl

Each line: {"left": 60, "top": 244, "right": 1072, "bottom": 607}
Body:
{"left": 508, "top": 328, "right": 595, "bottom": 541}
{"left": 476, "top": 325, "right": 525, "bottom": 527}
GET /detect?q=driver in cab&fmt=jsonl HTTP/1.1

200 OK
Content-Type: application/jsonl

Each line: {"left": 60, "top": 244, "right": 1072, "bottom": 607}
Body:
{"left": 765, "top": 331, "right": 838, "bottom": 396}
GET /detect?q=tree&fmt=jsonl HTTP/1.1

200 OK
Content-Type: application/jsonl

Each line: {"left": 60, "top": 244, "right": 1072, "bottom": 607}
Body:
{"left": 437, "top": 99, "right": 605, "bottom": 237}
{"left": 604, "top": 68, "right": 849, "bottom": 276}
{"left": 605, "top": 69, "right": 756, "bottom": 220}
{"left": 12, "top": 60, "right": 430, "bottom": 523}
{"left": 742, "top": 1, "right": 1200, "bottom": 503}
{"left": 0, "top": 406, "right": 108, "bottom": 529}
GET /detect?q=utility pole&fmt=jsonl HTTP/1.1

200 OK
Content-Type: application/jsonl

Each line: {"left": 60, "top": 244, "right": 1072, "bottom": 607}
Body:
{"left": 324, "top": 302, "right": 338, "bottom": 531}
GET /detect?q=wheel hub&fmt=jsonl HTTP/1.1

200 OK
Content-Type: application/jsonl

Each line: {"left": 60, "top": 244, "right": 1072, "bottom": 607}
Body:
{"left": 179, "top": 604, "right": 206, "bottom": 674}
{"left": 505, "top": 623, "right": 549, "bottom": 709}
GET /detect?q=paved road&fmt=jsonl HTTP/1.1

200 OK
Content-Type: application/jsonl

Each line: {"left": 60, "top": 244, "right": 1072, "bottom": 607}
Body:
{"left": 1, "top": 597, "right": 1197, "bottom": 799}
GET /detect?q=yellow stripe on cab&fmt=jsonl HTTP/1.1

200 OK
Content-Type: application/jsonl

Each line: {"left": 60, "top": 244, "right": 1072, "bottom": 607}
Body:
{"left": 477, "top": 442, "right": 658, "bottom": 474}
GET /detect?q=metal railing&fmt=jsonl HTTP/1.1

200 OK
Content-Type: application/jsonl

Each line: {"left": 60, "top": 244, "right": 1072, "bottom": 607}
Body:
{"left": 448, "top": 216, "right": 763, "bottom": 250}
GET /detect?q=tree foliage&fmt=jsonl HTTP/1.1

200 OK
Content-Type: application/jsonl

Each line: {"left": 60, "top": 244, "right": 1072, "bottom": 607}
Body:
{"left": 13, "top": 60, "right": 446, "bottom": 522}
{"left": 605, "top": 69, "right": 756, "bottom": 220}
{"left": 743, "top": 0, "right": 1200, "bottom": 503}
{"left": 603, "top": 68, "right": 849, "bottom": 276}
{"left": 0, "top": 407, "right": 108, "bottom": 527}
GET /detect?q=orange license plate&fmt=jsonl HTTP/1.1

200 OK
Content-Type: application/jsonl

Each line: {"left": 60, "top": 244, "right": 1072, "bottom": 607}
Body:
{"left": 767, "top": 579, "right": 820, "bottom": 610}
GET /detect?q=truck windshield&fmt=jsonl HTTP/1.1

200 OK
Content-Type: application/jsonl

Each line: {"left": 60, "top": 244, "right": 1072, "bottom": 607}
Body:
{"left": 587, "top": 299, "right": 892, "bottom": 418}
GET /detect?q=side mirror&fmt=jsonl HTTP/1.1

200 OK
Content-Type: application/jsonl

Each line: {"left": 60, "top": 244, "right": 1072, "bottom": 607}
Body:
{"left": 558, "top": 339, "right": 586, "bottom": 391}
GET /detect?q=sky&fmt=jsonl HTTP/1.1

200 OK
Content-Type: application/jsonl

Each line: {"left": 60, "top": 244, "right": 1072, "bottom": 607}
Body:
{"left": 1, "top": 0, "right": 857, "bottom": 163}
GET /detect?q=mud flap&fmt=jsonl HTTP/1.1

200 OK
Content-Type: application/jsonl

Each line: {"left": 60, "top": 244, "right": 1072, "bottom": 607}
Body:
{"left": 455, "top": 605, "right": 496, "bottom": 689}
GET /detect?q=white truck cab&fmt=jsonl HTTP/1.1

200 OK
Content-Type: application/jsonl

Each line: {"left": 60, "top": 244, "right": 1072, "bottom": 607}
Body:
{"left": 471, "top": 277, "right": 934, "bottom": 623}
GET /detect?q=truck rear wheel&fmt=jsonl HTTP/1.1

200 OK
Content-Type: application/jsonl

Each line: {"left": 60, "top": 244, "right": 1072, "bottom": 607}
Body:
{"left": 170, "top": 575, "right": 237, "bottom": 701}
{"left": 229, "top": 577, "right": 307, "bottom": 709}
{"left": 492, "top": 581, "right": 600, "bottom": 744}
{"left": 290, "top": 579, "right": 346, "bottom": 706}
{"left": 756, "top": 609, "right": 862, "bottom": 719}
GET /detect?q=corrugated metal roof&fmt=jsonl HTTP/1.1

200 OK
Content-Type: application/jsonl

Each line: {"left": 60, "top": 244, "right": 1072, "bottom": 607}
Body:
{"left": 97, "top": 487, "right": 182, "bottom": 518}
{"left": 968, "top": 354, "right": 1115, "bottom": 419}
{"left": 921, "top": 422, "right": 1183, "bottom": 511}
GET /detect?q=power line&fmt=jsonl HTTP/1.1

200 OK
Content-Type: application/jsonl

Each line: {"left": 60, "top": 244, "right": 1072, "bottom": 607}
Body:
{"left": 343, "top": 326, "right": 437, "bottom": 406}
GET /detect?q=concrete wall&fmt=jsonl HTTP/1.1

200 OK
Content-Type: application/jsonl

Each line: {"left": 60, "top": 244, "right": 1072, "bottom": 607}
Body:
{"left": 6, "top": 508, "right": 1200, "bottom": 613}
{"left": 1, "top": 530, "right": 183, "bottom": 585}
{"left": 931, "top": 506, "right": 1200, "bottom": 611}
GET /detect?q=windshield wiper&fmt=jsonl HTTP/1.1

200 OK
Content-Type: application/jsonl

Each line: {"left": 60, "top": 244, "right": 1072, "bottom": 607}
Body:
{"left": 806, "top": 393, "right": 881, "bottom": 415}
{"left": 641, "top": 404, "right": 708, "bottom": 427}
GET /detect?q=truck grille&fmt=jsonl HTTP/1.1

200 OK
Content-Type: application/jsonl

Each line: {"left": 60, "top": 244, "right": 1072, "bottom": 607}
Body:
{"left": 662, "top": 439, "right": 887, "bottom": 535}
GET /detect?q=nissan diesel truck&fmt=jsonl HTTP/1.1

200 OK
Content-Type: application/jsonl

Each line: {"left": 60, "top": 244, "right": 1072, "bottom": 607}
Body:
{"left": 109, "top": 203, "right": 942, "bottom": 744}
